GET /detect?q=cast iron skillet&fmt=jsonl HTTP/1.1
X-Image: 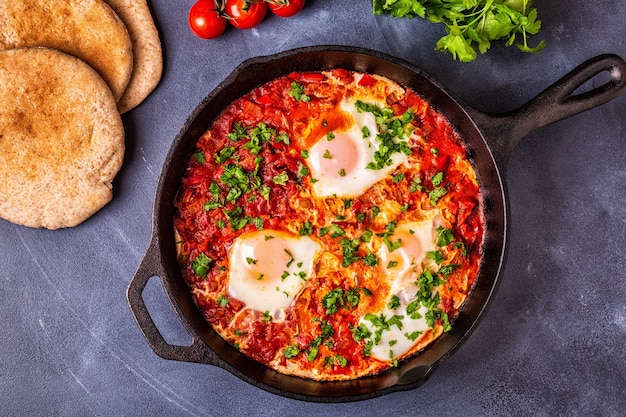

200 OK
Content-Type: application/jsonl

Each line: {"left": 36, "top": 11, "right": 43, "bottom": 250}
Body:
{"left": 127, "top": 46, "right": 626, "bottom": 402}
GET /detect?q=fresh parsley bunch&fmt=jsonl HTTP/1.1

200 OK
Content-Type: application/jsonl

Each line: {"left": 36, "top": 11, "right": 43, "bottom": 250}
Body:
{"left": 373, "top": 0, "right": 546, "bottom": 62}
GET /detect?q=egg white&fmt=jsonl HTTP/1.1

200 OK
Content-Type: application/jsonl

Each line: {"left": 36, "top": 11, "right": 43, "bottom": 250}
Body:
{"left": 227, "top": 229, "right": 320, "bottom": 321}
{"left": 306, "top": 97, "right": 409, "bottom": 197}
{"left": 359, "top": 212, "right": 445, "bottom": 361}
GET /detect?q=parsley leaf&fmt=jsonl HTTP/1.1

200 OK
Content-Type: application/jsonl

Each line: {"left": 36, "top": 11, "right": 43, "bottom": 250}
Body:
{"left": 322, "top": 288, "right": 345, "bottom": 315}
{"left": 191, "top": 253, "right": 212, "bottom": 279}
{"left": 217, "top": 294, "right": 229, "bottom": 307}
{"left": 299, "top": 221, "right": 314, "bottom": 236}
{"left": 272, "top": 171, "right": 289, "bottom": 185}
{"left": 289, "top": 81, "right": 310, "bottom": 102}
{"left": 284, "top": 345, "right": 300, "bottom": 359}
{"left": 373, "top": 0, "right": 546, "bottom": 62}
{"left": 355, "top": 100, "right": 413, "bottom": 170}
{"left": 435, "top": 226, "right": 455, "bottom": 247}
{"left": 192, "top": 151, "right": 205, "bottom": 164}
{"left": 339, "top": 238, "right": 361, "bottom": 267}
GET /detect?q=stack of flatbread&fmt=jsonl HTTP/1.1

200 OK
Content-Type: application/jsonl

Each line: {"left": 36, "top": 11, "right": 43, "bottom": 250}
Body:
{"left": 0, "top": 0, "right": 163, "bottom": 229}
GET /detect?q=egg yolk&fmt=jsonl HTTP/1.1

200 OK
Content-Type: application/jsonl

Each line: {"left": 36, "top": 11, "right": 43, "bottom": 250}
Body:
{"left": 308, "top": 134, "right": 360, "bottom": 180}
{"left": 380, "top": 229, "right": 425, "bottom": 280}
{"left": 235, "top": 233, "right": 293, "bottom": 284}
{"left": 227, "top": 230, "right": 321, "bottom": 318}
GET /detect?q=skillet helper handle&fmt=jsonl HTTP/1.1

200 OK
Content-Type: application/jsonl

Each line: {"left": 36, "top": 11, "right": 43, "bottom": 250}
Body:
{"left": 475, "top": 54, "right": 626, "bottom": 169}
{"left": 127, "top": 238, "right": 219, "bottom": 365}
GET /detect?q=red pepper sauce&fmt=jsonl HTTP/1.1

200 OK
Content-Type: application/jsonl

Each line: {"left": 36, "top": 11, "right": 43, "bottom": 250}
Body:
{"left": 173, "top": 70, "right": 485, "bottom": 381}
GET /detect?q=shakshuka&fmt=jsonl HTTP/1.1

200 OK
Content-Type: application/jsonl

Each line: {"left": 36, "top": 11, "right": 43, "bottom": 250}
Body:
{"left": 173, "top": 69, "right": 484, "bottom": 380}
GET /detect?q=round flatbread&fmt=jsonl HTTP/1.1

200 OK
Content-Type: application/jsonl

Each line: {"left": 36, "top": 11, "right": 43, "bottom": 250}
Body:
{"left": 0, "top": 0, "right": 133, "bottom": 102}
{"left": 104, "top": 0, "right": 163, "bottom": 113}
{"left": 0, "top": 48, "right": 125, "bottom": 229}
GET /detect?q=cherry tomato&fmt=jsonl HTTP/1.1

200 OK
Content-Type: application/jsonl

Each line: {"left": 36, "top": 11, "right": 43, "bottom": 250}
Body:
{"left": 268, "top": 0, "right": 305, "bottom": 17}
{"left": 188, "top": 0, "right": 227, "bottom": 39}
{"left": 224, "top": 0, "right": 267, "bottom": 29}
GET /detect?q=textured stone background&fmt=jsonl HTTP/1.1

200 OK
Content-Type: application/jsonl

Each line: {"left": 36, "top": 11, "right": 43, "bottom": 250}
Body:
{"left": 1, "top": 1, "right": 625, "bottom": 415}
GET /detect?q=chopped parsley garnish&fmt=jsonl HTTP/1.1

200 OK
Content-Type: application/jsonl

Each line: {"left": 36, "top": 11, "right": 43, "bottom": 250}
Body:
{"left": 244, "top": 123, "right": 275, "bottom": 154}
{"left": 439, "top": 264, "right": 460, "bottom": 276}
{"left": 409, "top": 176, "right": 423, "bottom": 192}
{"left": 435, "top": 226, "right": 455, "bottom": 246}
{"left": 392, "top": 172, "right": 405, "bottom": 183}
{"left": 387, "top": 295, "right": 400, "bottom": 309}
{"left": 345, "top": 288, "right": 361, "bottom": 307}
{"left": 429, "top": 186, "right": 448, "bottom": 205}
{"left": 217, "top": 294, "right": 229, "bottom": 307}
{"left": 339, "top": 238, "right": 361, "bottom": 267}
{"left": 325, "top": 354, "right": 348, "bottom": 368}
{"left": 355, "top": 100, "right": 414, "bottom": 170}
{"left": 227, "top": 122, "right": 249, "bottom": 142}
{"left": 322, "top": 288, "right": 345, "bottom": 315}
{"left": 215, "top": 146, "right": 235, "bottom": 164}
{"left": 272, "top": 171, "right": 289, "bottom": 185}
{"left": 289, "top": 81, "right": 310, "bottom": 102}
{"left": 191, "top": 253, "right": 212, "bottom": 279}
{"left": 363, "top": 312, "right": 405, "bottom": 346}
{"left": 454, "top": 241, "right": 467, "bottom": 257}
{"left": 284, "top": 345, "right": 300, "bottom": 359}
{"left": 386, "top": 260, "right": 399, "bottom": 269}
{"left": 321, "top": 287, "right": 369, "bottom": 315}
{"left": 431, "top": 171, "right": 444, "bottom": 187}
{"left": 275, "top": 133, "right": 290, "bottom": 144}
{"left": 209, "top": 181, "right": 222, "bottom": 200}
{"left": 223, "top": 206, "right": 248, "bottom": 230}
{"left": 192, "top": 151, "right": 205, "bottom": 164}
{"left": 406, "top": 299, "right": 423, "bottom": 319}
{"left": 299, "top": 221, "right": 313, "bottom": 236}
{"left": 298, "top": 162, "right": 309, "bottom": 178}
{"left": 284, "top": 249, "right": 295, "bottom": 267}
{"left": 220, "top": 164, "right": 249, "bottom": 192}
{"left": 426, "top": 250, "right": 445, "bottom": 265}
{"left": 204, "top": 201, "right": 221, "bottom": 210}
{"left": 363, "top": 251, "right": 378, "bottom": 266}
{"left": 329, "top": 224, "right": 346, "bottom": 238}
{"left": 352, "top": 323, "right": 372, "bottom": 343}
{"left": 383, "top": 235, "right": 402, "bottom": 252}
{"left": 262, "top": 310, "right": 272, "bottom": 322}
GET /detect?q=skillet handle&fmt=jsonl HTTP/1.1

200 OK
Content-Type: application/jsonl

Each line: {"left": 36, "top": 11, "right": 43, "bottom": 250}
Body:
{"left": 127, "top": 237, "right": 220, "bottom": 365}
{"left": 471, "top": 54, "right": 626, "bottom": 170}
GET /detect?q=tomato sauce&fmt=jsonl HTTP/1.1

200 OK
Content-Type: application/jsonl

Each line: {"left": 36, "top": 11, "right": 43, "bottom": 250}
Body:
{"left": 173, "top": 70, "right": 485, "bottom": 381}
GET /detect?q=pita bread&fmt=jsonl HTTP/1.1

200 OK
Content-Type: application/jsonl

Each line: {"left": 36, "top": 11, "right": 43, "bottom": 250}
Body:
{"left": 0, "top": 48, "right": 125, "bottom": 229}
{"left": 104, "top": 0, "right": 163, "bottom": 113}
{"left": 0, "top": 0, "right": 133, "bottom": 102}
